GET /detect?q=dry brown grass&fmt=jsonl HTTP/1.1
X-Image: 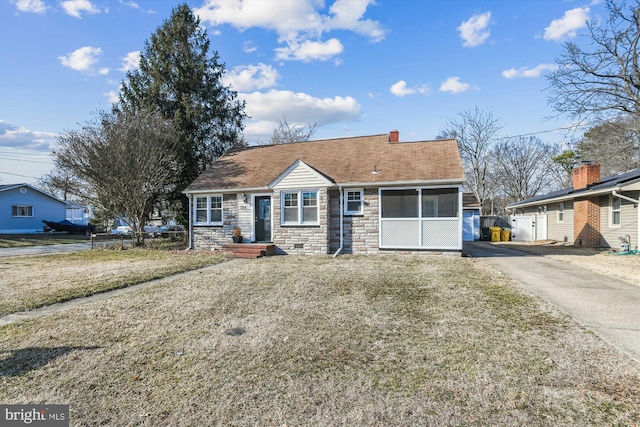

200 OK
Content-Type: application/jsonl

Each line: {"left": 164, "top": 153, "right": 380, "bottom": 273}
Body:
{"left": 493, "top": 241, "right": 640, "bottom": 286}
{"left": 1, "top": 255, "right": 638, "bottom": 426}
{"left": 0, "top": 234, "right": 89, "bottom": 248}
{"left": 0, "top": 249, "right": 227, "bottom": 315}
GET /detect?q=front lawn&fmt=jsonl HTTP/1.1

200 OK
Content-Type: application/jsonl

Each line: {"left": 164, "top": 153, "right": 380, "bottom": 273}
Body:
{"left": 1, "top": 256, "right": 638, "bottom": 425}
{"left": 0, "top": 249, "right": 227, "bottom": 315}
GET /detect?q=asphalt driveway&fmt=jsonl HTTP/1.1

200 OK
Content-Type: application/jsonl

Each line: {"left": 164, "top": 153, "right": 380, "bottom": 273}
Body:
{"left": 464, "top": 241, "right": 640, "bottom": 363}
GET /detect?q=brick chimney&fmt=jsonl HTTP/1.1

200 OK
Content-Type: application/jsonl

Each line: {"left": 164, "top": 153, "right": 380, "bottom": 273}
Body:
{"left": 572, "top": 161, "right": 600, "bottom": 190}
{"left": 389, "top": 130, "right": 399, "bottom": 143}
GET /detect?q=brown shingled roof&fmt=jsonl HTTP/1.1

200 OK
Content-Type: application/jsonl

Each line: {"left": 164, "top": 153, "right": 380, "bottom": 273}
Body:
{"left": 185, "top": 133, "right": 464, "bottom": 192}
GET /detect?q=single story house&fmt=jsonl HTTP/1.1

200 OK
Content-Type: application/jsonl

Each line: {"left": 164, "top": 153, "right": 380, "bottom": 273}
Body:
{"left": 184, "top": 131, "right": 466, "bottom": 255}
{"left": 507, "top": 162, "right": 640, "bottom": 250}
{"left": 0, "top": 183, "right": 67, "bottom": 234}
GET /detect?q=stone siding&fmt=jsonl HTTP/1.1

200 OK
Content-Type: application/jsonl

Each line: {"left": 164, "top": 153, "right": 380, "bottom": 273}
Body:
{"left": 329, "top": 188, "right": 379, "bottom": 254}
{"left": 193, "top": 194, "right": 238, "bottom": 250}
{"left": 272, "top": 188, "right": 331, "bottom": 255}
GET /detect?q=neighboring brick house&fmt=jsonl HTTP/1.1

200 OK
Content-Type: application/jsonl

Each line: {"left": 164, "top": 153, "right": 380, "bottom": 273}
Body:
{"left": 507, "top": 162, "right": 640, "bottom": 250}
{"left": 183, "top": 131, "right": 466, "bottom": 255}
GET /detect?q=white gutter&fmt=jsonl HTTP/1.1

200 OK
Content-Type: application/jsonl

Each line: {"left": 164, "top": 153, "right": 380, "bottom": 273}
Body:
{"left": 333, "top": 185, "right": 344, "bottom": 257}
{"left": 338, "top": 179, "right": 465, "bottom": 188}
{"left": 612, "top": 190, "right": 639, "bottom": 205}
{"left": 183, "top": 187, "right": 268, "bottom": 195}
{"left": 612, "top": 190, "right": 640, "bottom": 251}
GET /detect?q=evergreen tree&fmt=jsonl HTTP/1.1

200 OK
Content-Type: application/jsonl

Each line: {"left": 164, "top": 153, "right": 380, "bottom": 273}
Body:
{"left": 117, "top": 3, "right": 246, "bottom": 220}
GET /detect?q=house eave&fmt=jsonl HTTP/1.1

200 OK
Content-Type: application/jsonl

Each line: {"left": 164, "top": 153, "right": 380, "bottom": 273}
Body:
{"left": 338, "top": 178, "right": 465, "bottom": 188}
{"left": 507, "top": 186, "right": 623, "bottom": 209}
{"left": 183, "top": 187, "right": 269, "bottom": 195}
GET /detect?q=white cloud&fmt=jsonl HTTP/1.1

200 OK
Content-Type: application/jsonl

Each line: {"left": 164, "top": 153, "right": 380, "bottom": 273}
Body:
{"left": 58, "top": 46, "right": 102, "bottom": 72}
{"left": 502, "top": 63, "right": 558, "bottom": 79}
{"left": 458, "top": 12, "right": 492, "bottom": 47}
{"left": 119, "top": 51, "right": 141, "bottom": 72}
{"left": 239, "top": 89, "right": 361, "bottom": 141}
{"left": 389, "top": 80, "right": 429, "bottom": 97}
{"left": 12, "top": 0, "right": 48, "bottom": 13}
{"left": 61, "top": 0, "right": 100, "bottom": 18}
{"left": 439, "top": 77, "right": 471, "bottom": 94}
{"left": 98, "top": 67, "right": 109, "bottom": 75}
{"left": 223, "top": 63, "right": 279, "bottom": 91}
{"left": 275, "top": 38, "right": 344, "bottom": 62}
{"left": 243, "top": 41, "right": 258, "bottom": 53}
{"left": 0, "top": 120, "right": 57, "bottom": 151}
{"left": 544, "top": 7, "right": 589, "bottom": 41}
{"left": 194, "top": 0, "right": 385, "bottom": 62}
{"left": 104, "top": 90, "right": 119, "bottom": 104}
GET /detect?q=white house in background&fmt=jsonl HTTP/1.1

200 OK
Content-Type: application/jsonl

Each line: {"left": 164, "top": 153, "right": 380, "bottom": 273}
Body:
{"left": 184, "top": 131, "right": 466, "bottom": 255}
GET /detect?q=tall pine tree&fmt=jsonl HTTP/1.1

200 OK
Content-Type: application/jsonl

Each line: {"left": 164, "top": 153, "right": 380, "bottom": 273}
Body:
{"left": 117, "top": 3, "right": 246, "bottom": 220}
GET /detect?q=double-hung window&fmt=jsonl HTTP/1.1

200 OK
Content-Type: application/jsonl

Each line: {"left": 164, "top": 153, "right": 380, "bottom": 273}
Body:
{"left": 194, "top": 195, "right": 223, "bottom": 225}
{"left": 557, "top": 202, "right": 564, "bottom": 223}
{"left": 611, "top": 196, "right": 621, "bottom": 227}
{"left": 344, "top": 189, "right": 363, "bottom": 215}
{"left": 12, "top": 205, "right": 33, "bottom": 217}
{"left": 281, "top": 190, "right": 318, "bottom": 225}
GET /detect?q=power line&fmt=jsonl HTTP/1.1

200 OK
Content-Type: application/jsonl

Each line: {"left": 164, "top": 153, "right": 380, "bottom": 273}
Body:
{"left": 0, "top": 171, "right": 39, "bottom": 179}
{"left": 0, "top": 156, "right": 54, "bottom": 165}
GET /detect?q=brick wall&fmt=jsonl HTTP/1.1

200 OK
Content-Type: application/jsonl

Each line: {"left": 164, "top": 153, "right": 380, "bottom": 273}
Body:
{"left": 573, "top": 197, "right": 600, "bottom": 247}
{"left": 573, "top": 163, "right": 601, "bottom": 190}
{"left": 272, "top": 188, "right": 330, "bottom": 255}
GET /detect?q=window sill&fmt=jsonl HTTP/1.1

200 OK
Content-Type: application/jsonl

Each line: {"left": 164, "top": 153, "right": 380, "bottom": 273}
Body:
{"left": 194, "top": 223, "right": 223, "bottom": 227}
{"left": 280, "top": 223, "right": 321, "bottom": 228}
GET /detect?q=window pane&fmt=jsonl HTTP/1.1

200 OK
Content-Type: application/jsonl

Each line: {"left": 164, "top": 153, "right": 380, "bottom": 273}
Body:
{"left": 347, "top": 201, "right": 361, "bottom": 212}
{"left": 302, "top": 192, "right": 317, "bottom": 206}
{"left": 284, "top": 207, "right": 298, "bottom": 222}
{"left": 196, "top": 210, "right": 207, "bottom": 222}
{"left": 303, "top": 205, "right": 317, "bottom": 222}
{"left": 613, "top": 211, "right": 621, "bottom": 225}
{"left": 381, "top": 190, "right": 418, "bottom": 218}
{"left": 284, "top": 193, "right": 298, "bottom": 207}
{"left": 196, "top": 197, "right": 207, "bottom": 209}
{"left": 422, "top": 189, "right": 457, "bottom": 218}
{"left": 211, "top": 209, "right": 222, "bottom": 222}
{"left": 211, "top": 196, "right": 222, "bottom": 209}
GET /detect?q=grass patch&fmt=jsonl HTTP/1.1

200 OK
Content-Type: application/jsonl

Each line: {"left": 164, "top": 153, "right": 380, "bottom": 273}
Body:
{"left": 0, "top": 256, "right": 638, "bottom": 425}
{"left": 0, "top": 248, "right": 227, "bottom": 315}
{"left": 0, "top": 234, "right": 89, "bottom": 248}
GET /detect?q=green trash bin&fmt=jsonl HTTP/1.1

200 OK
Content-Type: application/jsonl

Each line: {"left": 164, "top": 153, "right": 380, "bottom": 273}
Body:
{"left": 501, "top": 229, "right": 511, "bottom": 241}
{"left": 489, "top": 226, "right": 501, "bottom": 242}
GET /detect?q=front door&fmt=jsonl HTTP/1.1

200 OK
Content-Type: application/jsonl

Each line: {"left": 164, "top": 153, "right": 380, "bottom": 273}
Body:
{"left": 254, "top": 196, "right": 271, "bottom": 242}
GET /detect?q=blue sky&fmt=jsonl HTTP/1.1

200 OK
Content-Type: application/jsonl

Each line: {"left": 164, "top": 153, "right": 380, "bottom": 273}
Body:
{"left": 0, "top": 0, "right": 605, "bottom": 184}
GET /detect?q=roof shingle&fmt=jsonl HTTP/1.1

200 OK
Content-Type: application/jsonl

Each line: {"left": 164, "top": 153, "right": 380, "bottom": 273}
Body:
{"left": 185, "top": 134, "right": 464, "bottom": 192}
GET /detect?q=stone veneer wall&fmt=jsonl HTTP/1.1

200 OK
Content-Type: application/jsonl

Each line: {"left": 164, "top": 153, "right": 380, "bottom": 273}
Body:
{"left": 272, "top": 188, "right": 330, "bottom": 255}
{"left": 329, "top": 188, "right": 379, "bottom": 254}
{"left": 192, "top": 194, "right": 238, "bottom": 250}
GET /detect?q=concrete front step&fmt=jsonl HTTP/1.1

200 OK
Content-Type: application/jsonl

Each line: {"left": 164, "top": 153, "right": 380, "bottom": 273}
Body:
{"left": 221, "top": 243, "right": 275, "bottom": 259}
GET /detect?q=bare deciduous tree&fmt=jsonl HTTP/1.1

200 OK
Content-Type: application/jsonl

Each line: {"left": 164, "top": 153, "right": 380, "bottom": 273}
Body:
{"left": 269, "top": 116, "right": 318, "bottom": 144}
{"left": 438, "top": 107, "right": 502, "bottom": 215}
{"left": 53, "top": 110, "right": 180, "bottom": 245}
{"left": 37, "top": 168, "right": 79, "bottom": 202}
{"left": 492, "top": 136, "right": 557, "bottom": 203}
{"left": 576, "top": 116, "right": 640, "bottom": 175}
{"left": 547, "top": 0, "right": 640, "bottom": 124}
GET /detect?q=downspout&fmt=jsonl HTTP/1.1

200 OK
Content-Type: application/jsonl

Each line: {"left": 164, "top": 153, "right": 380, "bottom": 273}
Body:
{"left": 187, "top": 193, "right": 193, "bottom": 250}
{"left": 612, "top": 190, "right": 640, "bottom": 250}
{"left": 333, "top": 185, "right": 344, "bottom": 257}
